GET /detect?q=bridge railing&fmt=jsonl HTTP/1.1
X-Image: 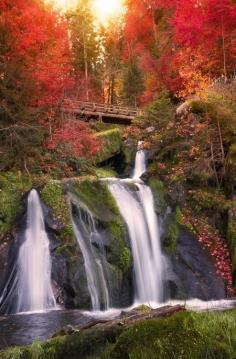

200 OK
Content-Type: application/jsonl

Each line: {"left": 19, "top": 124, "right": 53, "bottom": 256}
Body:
{"left": 62, "top": 100, "right": 144, "bottom": 118}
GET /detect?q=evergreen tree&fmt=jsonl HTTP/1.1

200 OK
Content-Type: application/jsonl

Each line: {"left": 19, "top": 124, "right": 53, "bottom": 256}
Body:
{"left": 121, "top": 58, "right": 145, "bottom": 106}
{"left": 66, "top": 0, "right": 102, "bottom": 101}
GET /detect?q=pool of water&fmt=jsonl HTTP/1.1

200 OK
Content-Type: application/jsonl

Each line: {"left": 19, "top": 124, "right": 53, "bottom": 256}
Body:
{"left": 0, "top": 309, "right": 120, "bottom": 350}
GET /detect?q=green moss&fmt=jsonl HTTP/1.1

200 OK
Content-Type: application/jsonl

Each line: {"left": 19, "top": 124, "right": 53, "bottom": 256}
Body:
{"left": 40, "top": 180, "right": 74, "bottom": 244}
{"left": 0, "top": 172, "right": 32, "bottom": 236}
{"left": 119, "top": 247, "right": 131, "bottom": 273}
{"left": 4, "top": 310, "right": 236, "bottom": 359}
{"left": 95, "top": 167, "right": 117, "bottom": 178}
{"left": 148, "top": 178, "right": 167, "bottom": 214}
{"left": 122, "top": 144, "right": 136, "bottom": 167}
{"left": 108, "top": 311, "right": 236, "bottom": 359}
{"left": 41, "top": 181, "right": 66, "bottom": 219}
{"left": 187, "top": 189, "right": 230, "bottom": 213}
{"left": 95, "top": 129, "right": 122, "bottom": 163}
{"left": 28, "top": 342, "right": 44, "bottom": 359}
{"left": 1, "top": 347, "right": 23, "bottom": 359}
{"left": 190, "top": 99, "right": 217, "bottom": 117}
{"left": 72, "top": 179, "right": 130, "bottom": 273}
{"left": 107, "top": 219, "right": 131, "bottom": 272}
{"left": 73, "top": 180, "right": 119, "bottom": 221}
{"left": 133, "top": 305, "right": 151, "bottom": 313}
{"left": 163, "top": 207, "right": 181, "bottom": 254}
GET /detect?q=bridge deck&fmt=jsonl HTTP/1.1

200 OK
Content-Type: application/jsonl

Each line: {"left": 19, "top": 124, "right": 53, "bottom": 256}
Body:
{"left": 62, "top": 100, "right": 143, "bottom": 124}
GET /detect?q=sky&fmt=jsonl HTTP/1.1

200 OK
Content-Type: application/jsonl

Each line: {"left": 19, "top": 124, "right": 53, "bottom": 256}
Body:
{"left": 48, "top": 0, "right": 125, "bottom": 25}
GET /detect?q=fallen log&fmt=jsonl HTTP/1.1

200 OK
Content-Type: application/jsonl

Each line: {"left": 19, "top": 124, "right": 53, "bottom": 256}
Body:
{"left": 52, "top": 305, "right": 185, "bottom": 338}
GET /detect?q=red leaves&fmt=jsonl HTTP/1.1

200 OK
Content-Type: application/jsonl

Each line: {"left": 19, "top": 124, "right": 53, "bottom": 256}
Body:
{"left": 46, "top": 120, "right": 101, "bottom": 159}
{"left": 123, "top": 0, "right": 236, "bottom": 98}
{"left": 182, "top": 212, "right": 235, "bottom": 296}
{"left": 1, "top": 0, "right": 73, "bottom": 107}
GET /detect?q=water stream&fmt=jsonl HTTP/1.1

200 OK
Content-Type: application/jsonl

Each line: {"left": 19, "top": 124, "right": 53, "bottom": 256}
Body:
{"left": 109, "top": 147, "right": 165, "bottom": 304}
{"left": 0, "top": 190, "right": 56, "bottom": 314}
{"left": 70, "top": 196, "right": 110, "bottom": 311}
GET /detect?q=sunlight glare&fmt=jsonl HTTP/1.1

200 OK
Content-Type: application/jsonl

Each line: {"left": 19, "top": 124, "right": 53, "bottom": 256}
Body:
{"left": 47, "top": 0, "right": 124, "bottom": 24}
{"left": 92, "top": 0, "right": 124, "bottom": 24}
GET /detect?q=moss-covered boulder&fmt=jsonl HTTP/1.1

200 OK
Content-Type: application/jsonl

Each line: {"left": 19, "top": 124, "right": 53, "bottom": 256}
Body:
{"left": 95, "top": 129, "right": 123, "bottom": 163}
{"left": 38, "top": 177, "right": 133, "bottom": 309}
{"left": 2, "top": 309, "right": 236, "bottom": 359}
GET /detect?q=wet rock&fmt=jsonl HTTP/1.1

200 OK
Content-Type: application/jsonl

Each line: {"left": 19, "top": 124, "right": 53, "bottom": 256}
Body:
{"left": 169, "top": 230, "right": 226, "bottom": 301}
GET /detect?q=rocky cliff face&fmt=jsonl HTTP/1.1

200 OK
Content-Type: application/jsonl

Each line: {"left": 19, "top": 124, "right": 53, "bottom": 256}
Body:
{"left": 0, "top": 172, "right": 228, "bottom": 312}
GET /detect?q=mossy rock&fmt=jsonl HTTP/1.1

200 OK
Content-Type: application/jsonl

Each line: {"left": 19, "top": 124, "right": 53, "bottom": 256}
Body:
{"left": 163, "top": 207, "right": 181, "bottom": 254}
{"left": 3, "top": 309, "right": 236, "bottom": 359}
{"left": 0, "top": 172, "right": 32, "bottom": 236}
{"left": 95, "top": 129, "right": 123, "bottom": 163}
{"left": 148, "top": 177, "right": 167, "bottom": 214}
{"left": 69, "top": 179, "right": 118, "bottom": 222}
{"left": 133, "top": 304, "right": 151, "bottom": 313}
{"left": 40, "top": 180, "right": 75, "bottom": 244}
{"left": 95, "top": 167, "right": 117, "bottom": 178}
{"left": 65, "top": 178, "right": 131, "bottom": 273}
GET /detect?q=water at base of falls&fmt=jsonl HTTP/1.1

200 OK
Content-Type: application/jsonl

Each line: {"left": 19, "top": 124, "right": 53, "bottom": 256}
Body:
{"left": 0, "top": 190, "right": 56, "bottom": 314}
{"left": 109, "top": 146, "right": 165, "bottom": 304}
{"left": 70, "top": 195, "right": 110, "bottom": 311}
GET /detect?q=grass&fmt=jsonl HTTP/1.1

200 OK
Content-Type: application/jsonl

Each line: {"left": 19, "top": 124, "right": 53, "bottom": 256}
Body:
{"left": 2, "top": 310, "right": 236, "bottom": 359}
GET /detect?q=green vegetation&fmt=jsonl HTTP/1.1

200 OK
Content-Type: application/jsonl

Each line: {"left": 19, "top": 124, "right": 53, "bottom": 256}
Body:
{"left": 163, "top": 207, "right": 181, "bottom": 254}
{"left": 72, "top": 179, "right": 118, "bottom": 220}
{"left": 41, "top": 180, "right": 75, "bottom": 244}
{"left": 41, "top": 180, "right": 67, "bottom": 220}
{"left": 2, "top": 310, "right": 236, "bottom": 359}
{"left": 148, "top": 178, "right": 167, "bottom": 214}
{"left": 95, "top": 129, "right": 123, "bottom": 163}
{"left": 71, "top": 179, "right": 131, "bottom": 273}
{"left": 0, "top": 172, "right": 32, "bottom": 236}
{"left": 94, "top": 167, "right": 117, "bottom": 178}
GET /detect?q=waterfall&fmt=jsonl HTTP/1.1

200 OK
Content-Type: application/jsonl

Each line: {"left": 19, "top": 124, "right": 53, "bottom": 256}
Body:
{"left": 132, "top": 141, "right": 146, "bottom": 179}
{"left": 16, "top": 190, "right": 56, "bottom": 313}
{"left": 109, "top": 147, "right": 164, "bottom": 304}
{"left": 0, "top": 190, "right": 56, "bottom": 314}
{"left": 70, "top": 196, "right": 110, "bottom": 311}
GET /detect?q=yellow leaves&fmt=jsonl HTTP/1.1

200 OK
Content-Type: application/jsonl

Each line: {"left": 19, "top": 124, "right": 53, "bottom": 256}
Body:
{"left": 178, "top": 66, "right": 211, "bottom": 99}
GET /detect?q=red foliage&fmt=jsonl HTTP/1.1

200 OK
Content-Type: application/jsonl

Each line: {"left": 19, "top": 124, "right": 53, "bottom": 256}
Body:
{"left": 123, "top": 0, "right": 236, "bottom": 99}
{"left": 1, "top": 0, "right": 74, "bottom": 106}
{"left": 46, "top": 120, "right": 101, "bottom": 159}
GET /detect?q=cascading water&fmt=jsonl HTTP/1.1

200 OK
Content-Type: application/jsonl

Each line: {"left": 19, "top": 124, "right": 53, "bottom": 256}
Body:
{"left": 0, "top": 190, "right": 56, "bottom": 314}
{"left": 70, "top": 195, "right": 110, "bottom": 311}
{"left": 132, "top": 141, "right": 146, "bottom": 179}
{"left": 109, "top": 146, "right": 165, "bottom": 304}
{"left": 16, "top": 190, "right": 56, "bottom": 313}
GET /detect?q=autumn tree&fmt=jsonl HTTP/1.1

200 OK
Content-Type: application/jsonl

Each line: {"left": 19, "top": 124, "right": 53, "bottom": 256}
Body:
{"left": 100, "top": 20, "right": 124, "bottom": 104}
{"left": 0, "top": 0, "right": 101, "bottom": 173}
{"left": 66, "top": 0, "right": 102, "bottom": 101}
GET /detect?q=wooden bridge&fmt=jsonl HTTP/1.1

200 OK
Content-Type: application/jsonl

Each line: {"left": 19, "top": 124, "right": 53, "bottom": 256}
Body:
{"left": 62, "top": 100, "right": 143, "bottom": 125}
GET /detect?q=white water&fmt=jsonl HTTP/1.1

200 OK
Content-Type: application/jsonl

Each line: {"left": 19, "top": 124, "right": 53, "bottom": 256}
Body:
{"left": 71, "top": 197, "right": 110, "bottom": 311}
{"left": 132, "top": 142, "right": 146, "bottom": 179}
{"left": 16, "top": 190, "right": 56, "bottom": 313}
{"left": 109, "top": 148, "right": 164, "bottom": 304}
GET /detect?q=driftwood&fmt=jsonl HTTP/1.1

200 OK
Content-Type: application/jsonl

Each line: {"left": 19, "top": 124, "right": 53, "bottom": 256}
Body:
{"left": 54, "top": 305, "right": 185, "bottom": 337}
